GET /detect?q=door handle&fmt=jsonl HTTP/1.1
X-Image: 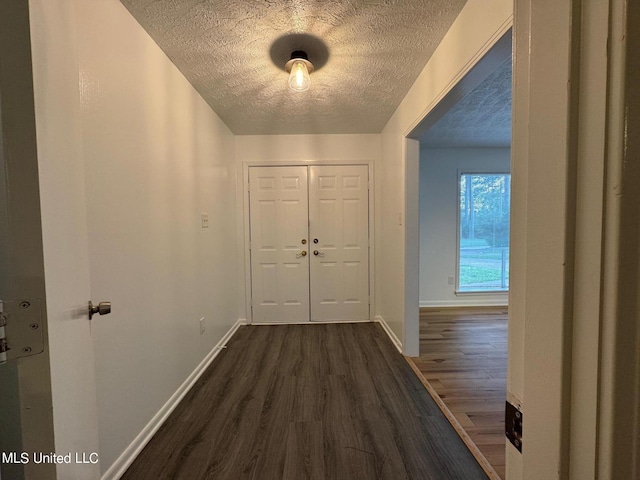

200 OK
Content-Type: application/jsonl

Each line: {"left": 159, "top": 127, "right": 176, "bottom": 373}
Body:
{"left": 89, "top": 301, "right": 111, "bottom": 320}
{"left": 313, "top": 250, "right": 324, "bottom": 257}
{"left": 296, "top": 251, "right": 307, "bottom": 258}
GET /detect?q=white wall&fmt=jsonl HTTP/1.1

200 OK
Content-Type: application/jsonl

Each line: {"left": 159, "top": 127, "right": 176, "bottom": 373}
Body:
{"left": 419, "top": 147, "right": 510, "bottom": 306}
{"left": 234, "top": 134, "right": 381, "bottom": 321}
{"left": 378, "top": 0, "right": 513, "bottom": 355}
{"left": 29, "top": 0, "right": 239, "bottom": 477}
{"left": 235, "top": 134, "right": 381, "bottom": 163}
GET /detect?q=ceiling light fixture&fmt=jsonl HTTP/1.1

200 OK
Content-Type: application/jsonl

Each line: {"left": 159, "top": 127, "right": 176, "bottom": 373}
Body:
{"left": 285, "top": 50, "right": 313, "bottom": 92}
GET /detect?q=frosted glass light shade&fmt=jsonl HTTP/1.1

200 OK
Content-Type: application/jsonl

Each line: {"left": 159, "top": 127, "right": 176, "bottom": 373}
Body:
{"left": 288, "top": 59, "right": 311, "bottom": 92}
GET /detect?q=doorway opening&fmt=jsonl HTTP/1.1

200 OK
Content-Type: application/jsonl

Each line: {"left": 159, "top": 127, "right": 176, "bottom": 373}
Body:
{"left": 405, "top": 30, "right": 512, "bottom": 480}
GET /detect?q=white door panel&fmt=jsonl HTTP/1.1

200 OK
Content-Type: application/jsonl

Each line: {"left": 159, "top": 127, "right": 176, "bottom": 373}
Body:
{"left": 249, "top": 165, "right": 370, "bottom": 323}
{"left": 249, "top": 166, "right": 309, "bottom": 323}
{"left": 309, "top": 165, "right": 370, "bottom": 321}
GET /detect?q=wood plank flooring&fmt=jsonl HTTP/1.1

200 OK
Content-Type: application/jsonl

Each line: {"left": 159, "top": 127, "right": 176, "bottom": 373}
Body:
{"left": 122, "top": 323, "right": 488, "bottom": 480}
{"left": 406, "top": 307, "right": 508, "bottom": 479}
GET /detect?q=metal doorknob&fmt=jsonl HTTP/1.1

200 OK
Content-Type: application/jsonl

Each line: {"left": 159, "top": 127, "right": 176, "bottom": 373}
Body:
{"left": 89, "top": 301, "right": 111, "bottom": 320}
{"left": 301, "top": 251, "right": 307, "bottom": 257}
{"left": 313, "top": 250, "right": 325, "bottom": 257}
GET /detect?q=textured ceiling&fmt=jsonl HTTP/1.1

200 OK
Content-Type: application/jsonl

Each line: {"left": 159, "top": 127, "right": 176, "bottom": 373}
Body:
{"left": 420, "top": 57, "right": 512, "bottom": 148}
{"left": 121, "top": 0, "right": 467, "bottom": 135}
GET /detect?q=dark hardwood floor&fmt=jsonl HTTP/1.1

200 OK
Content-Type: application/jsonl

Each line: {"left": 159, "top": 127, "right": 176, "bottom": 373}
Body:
{"left": 122, "top": 323, "right": 488, "bottom": 480}
{"left": 407, "top": 307, "right": 508, "bottom": 479}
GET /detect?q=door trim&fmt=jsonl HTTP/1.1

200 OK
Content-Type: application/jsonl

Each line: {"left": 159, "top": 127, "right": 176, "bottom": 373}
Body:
{"left": 242, "top": 160, "right": 375, "bottom": 324}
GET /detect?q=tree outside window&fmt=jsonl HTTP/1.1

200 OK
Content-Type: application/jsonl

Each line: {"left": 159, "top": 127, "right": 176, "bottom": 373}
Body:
{"left": 458, "top": 173, "right": 511, "bottom": 292}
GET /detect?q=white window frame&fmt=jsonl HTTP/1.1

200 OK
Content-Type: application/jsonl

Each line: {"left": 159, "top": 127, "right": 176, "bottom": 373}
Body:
{"left": 456, "top": 170, "right": 511, "bottom": 294}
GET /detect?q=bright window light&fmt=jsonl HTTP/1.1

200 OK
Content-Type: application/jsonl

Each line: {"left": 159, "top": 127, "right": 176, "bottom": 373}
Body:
{"left": 458, "top": 173, "right": 511, "bottom": 292}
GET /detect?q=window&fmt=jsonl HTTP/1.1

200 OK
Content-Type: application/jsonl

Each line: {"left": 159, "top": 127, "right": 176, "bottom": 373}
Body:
{"left": 458, "top": 173, "right": 511, "bottom": 292}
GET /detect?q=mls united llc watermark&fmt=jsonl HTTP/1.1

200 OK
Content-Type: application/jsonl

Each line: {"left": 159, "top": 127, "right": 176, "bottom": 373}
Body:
{"left": 2, "top": 451, "right": 99, "bottom": 465}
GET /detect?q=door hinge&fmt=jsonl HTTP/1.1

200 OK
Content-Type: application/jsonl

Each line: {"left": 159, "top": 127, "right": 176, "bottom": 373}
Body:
{"left": 0, "top": 299, "right": 45, "bottom": 365}
{"left": 505, "top": 400, "right": 523, "bottom": 453}
{"left": 0, "top": 314, "right": 8, "bottom": 363}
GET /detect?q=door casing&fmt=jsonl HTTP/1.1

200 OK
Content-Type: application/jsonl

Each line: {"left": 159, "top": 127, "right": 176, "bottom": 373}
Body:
{"left": 242, "top": 160, "right": 375, "bottom": 324}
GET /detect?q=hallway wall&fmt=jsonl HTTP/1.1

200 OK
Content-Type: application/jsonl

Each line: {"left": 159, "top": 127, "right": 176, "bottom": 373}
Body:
{"left": 29, "top": 0, "right": 239, "bottom": 477}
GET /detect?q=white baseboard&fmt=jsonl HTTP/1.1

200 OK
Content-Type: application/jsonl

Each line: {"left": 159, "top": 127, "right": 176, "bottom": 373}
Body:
{"left": 419, "top": 298, "right": 508, "bottom": 308}
{"left": 101, "top": 318, "right": 247, "bottom": 480}
{"left": 251, "top": 319, "right": 373, "bottom": 325}
{"left": 375, "top": 315, "right": 403, "bottom": 354}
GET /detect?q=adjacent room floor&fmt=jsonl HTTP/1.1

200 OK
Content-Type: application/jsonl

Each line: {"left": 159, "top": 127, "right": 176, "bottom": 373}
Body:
{"left": 407, "top": 307, "right": 508, "bottom": 480}
{"left": 123, "top": 322, "right": 488, "bottom": 480}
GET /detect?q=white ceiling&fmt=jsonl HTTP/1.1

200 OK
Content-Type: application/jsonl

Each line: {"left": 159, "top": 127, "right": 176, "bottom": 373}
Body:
{"left": 420, "top": 57, "right": 512, "bottom": 148}
{"left": 121, "top": 0, "right": 467, "bottom": 135}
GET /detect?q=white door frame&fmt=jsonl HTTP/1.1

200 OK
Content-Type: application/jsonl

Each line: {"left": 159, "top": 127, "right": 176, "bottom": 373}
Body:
{"left": 402, "top": 23, "right": 513, "bottom": 357}
{"left": 512, "top": 1, "right": 640, "bottom": 478}
{"left": 242, "top": 160, "right": 375, "bottom": 324}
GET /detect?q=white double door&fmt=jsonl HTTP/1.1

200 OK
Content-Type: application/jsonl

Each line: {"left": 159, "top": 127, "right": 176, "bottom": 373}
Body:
{"left": 249, "top": 165, "right": 370, "bottom": 323}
